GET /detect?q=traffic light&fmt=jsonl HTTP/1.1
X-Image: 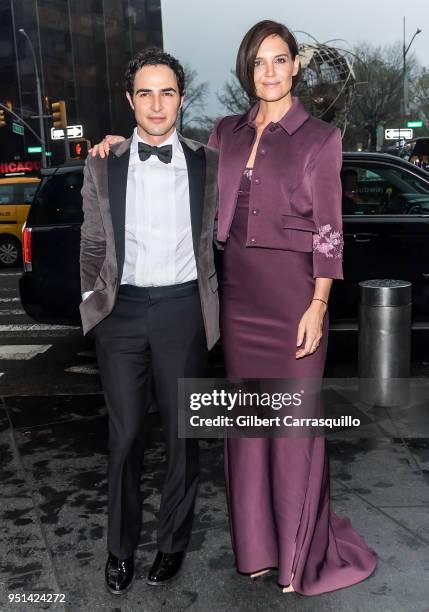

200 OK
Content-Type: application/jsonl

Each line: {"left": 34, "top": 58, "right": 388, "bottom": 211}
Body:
{"left": 51, "top": 100, "right": 67, "bottom": 129}
{"left": 0, "top": 109, "right": 5, "bottom": 128}
{"left": 69, "top": 139, "right": 89, "bottom": 159}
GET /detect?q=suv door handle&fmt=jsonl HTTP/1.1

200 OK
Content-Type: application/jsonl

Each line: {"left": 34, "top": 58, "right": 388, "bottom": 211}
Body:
{"left": 352, "top": 233, "right": 378, "bottom": 243}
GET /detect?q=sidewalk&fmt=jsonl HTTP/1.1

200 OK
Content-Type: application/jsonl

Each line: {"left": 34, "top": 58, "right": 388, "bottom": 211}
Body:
{"left": 1, "top": 387, "right": 428, "bottom": 612}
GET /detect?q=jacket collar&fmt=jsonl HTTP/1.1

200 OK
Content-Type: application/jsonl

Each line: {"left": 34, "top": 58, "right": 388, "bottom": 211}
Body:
{"left": 110, "top": 136, "right": 132, "bottom": 157}
{"left": 232, "top": 96, "right": 310, "bottom": 136}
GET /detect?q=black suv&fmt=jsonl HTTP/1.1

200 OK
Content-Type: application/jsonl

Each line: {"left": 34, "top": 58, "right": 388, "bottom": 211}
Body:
{"left": 20, "top": 161, "right": 84, "bottom": 324}
{"left": 19, "top": 153, "right": 429, "bottom": 329}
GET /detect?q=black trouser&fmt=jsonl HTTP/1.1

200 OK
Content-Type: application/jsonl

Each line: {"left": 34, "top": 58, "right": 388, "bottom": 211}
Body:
{"left": 93, "top": 281, "right": 207, "bottom": 559}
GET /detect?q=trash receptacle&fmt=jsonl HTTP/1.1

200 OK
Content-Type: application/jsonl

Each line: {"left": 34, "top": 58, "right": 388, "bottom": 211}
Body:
{"left": 358, "top": 279, "right": 411, "bottom": 407}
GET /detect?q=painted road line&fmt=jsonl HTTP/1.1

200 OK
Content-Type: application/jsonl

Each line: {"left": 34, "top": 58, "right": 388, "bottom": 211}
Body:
{"left": 0, "top": 272, "right": 21, "bottom": 276}
{"left": 0, "top": 309, "right": 26, "bottom": 315}
{"left": 0, "top": 324, "right": 80, "bottom": 337}
{"left": 0, "top": 324, "right": 79, "bottom": 331}
{"left": 0, "top": 297, "right": 20, "bottom": 302}
{"left": 0, "top": 345, "right": 52, "bottom": 360}
{"left": 65, "top": 365, "right": 99, "bottom": 375}
{"left": 77, "top": 350, "right": 96, "bottom": 358}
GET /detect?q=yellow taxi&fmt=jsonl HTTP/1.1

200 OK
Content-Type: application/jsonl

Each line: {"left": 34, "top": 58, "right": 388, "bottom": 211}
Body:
{"left": 0, "top": 176, "right": 40, "bottom": 267}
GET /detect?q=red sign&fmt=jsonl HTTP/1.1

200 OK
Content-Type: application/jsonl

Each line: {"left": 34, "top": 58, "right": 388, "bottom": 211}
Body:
{"left": 0, "top": 160, "right": 42, "bottom": 175}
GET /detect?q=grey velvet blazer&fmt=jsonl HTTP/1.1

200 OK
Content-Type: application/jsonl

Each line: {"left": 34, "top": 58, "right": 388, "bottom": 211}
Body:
{"left": 79, "top": 134, "right": 220, "bottom": 349}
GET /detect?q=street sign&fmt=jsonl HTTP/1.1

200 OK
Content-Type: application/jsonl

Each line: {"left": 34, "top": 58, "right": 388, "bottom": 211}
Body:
{"left": 27, "top": 146, "right": 42, "bottom": 153}
{"left": 50, "top": 124, "right": 83, "bottom": 140}
{"left": 12, "top": 122, "right": 24, "bottom": 136}
{"left": 407, "top": 120, "right": 424, "bottom": 128}
{"left": 385, "top": 128, "right": 413, "bottom": 140}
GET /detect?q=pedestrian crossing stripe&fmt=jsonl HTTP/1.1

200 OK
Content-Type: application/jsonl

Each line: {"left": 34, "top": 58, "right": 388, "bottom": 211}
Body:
{"left": 0, "top": 324, "right": 79, "bottom": 331}
{"left": 65, "top": 365, "right": 98, "bottom": 375}
{"left": 0, "top": 345, "right": 52, "bottom": 360}
{"left": 0, "top": 309, "right": 26, "bottom": 315}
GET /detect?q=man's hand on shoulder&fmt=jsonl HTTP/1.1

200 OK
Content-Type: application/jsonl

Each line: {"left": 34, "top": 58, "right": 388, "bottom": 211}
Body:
{"left": 89, "top": 135, "right": 126, "bottom": 159}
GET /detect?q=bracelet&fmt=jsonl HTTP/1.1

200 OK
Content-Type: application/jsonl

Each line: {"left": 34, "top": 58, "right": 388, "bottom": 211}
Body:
{"left": 311, "top": 298, "right": 328, "bottom": 306}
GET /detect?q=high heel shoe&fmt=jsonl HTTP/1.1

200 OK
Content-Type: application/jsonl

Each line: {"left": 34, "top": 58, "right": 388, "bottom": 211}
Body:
{"left": 249, "top": 568, "right": 271, "bottom": 579}
{"left": 281, "top": 572, "right": 295, "bottom": 593}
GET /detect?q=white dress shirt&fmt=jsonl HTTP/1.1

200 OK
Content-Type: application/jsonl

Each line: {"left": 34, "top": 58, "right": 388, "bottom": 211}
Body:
{"left": 82, "top": 128, "right": 197, "bottom": 301}
{"left": 122, "top": 128, "right": 197, "bottom": 287}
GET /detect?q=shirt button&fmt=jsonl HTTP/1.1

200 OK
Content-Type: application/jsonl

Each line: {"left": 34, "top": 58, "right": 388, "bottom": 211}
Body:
{"left": 250, "top": 237, "right": 257, "bottom": 244}
{"left": 252, "top": 208, "right": 259, "bottom": 215}
{"left": 260, "top": 148, "right": 266, "bottom": 155}
{"left": 254, "top": 177, "right": 261, "bottom": 185}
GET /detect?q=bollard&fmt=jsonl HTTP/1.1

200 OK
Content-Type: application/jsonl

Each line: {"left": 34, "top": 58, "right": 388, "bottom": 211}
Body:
{"left": 358, "top": 279, "right": 411, "bottom": 407}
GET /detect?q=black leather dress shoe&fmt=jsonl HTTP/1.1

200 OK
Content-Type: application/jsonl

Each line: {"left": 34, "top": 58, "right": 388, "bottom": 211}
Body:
{"left": 105, "top": 552, "right": 134, "bottom": 595}
{"left": 147, "top": 551, "right": 184, "bottom": 585}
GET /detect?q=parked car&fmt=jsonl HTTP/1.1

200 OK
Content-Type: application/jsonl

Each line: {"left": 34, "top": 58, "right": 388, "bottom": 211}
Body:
{"left": 19, "top": 153, "right": 429, "bottom": 329}
{"left": 0, "top": 176, "right": 40, "bottom": 267}
{"left": 19, "top": 162, "right": 83, "bottom": 324}
{"left": 331, "top": 152, "right": 429, "bottom": 329}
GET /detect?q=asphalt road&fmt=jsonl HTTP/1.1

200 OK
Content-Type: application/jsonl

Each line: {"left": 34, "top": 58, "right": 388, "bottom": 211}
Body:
{"left": 0, "top": 267, "right": 101, "bottom": 396}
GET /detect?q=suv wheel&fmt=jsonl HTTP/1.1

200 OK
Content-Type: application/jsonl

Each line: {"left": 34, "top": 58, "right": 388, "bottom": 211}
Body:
{"left": 0, "top": 236, "right": 21, "bottom": 268}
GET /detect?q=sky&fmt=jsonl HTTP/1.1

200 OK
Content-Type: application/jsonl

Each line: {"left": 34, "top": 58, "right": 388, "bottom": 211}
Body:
{"left": 161, "top": 0, "right": 429, "bottom": 117}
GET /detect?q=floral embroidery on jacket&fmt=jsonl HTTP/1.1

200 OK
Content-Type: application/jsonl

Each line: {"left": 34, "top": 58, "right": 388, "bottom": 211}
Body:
{"left": 313, "top": 224, "right": 343, "bottom": 259}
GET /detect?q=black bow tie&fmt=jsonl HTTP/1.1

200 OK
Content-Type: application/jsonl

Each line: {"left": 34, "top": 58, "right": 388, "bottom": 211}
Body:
{"left": 138, "top": 142, "right": 173, "bottom": 164}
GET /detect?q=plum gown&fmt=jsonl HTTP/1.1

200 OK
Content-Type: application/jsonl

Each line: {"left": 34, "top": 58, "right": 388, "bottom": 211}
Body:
{"left": 221, "top": 169, "right": 378, "bottom": 595}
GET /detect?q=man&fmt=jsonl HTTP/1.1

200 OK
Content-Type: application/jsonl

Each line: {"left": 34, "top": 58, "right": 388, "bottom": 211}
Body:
{"left": 341, "top": 168, "right": 359, "bottom": 214}
{"left": 79, "top": 48, "right": 219, "bottom": 595}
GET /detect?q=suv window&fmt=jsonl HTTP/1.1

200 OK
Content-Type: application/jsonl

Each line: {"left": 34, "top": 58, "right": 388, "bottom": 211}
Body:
{"left": 29, "top": 171, "right": 84, "bottom": 225}
{"left": 341, "top": 163, "right": 429, "bottom": 215}
{"left": 22, "top": 184, "right": 39, "bottom": 204}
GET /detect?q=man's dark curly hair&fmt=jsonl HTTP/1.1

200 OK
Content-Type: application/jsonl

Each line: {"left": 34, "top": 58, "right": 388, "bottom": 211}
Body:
{"left": 124, "top": 48, "right": 185, "bottom": 96}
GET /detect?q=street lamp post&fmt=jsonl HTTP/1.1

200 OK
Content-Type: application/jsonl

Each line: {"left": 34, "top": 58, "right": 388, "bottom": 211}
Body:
{"left": 18, "top": 28, "right": 47, "bottom": 168}
{"left": 400, "top": 17, "right": 422, "bottom": 144}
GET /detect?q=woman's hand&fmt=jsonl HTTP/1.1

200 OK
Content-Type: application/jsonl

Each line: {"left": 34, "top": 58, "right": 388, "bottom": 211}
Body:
{"left": 89, "top": 135, "right": 126, "bottom": 158}
{"left": 296, "top": 300, "right": 327, "bottom": 359}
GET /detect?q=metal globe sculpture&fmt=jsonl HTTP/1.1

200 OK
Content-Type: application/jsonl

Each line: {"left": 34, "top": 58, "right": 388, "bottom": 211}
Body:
{"left": 296, "top": 35, "right": 356, "bottom": 134}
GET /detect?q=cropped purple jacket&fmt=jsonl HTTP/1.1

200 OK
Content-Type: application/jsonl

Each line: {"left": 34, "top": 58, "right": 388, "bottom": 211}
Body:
{"left": 208, "top": 96, "right": 344, "bottom": 279}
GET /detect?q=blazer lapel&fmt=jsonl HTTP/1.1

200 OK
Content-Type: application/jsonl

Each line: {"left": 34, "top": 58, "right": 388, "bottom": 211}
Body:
{"left": 217, "top": 124, "right": 254, "bottom": 241}
{"left": 107, "top": 138, "right": 131, "bottom": 281}
{"left": 181, "top": 139, "right": 206, "bottom": 260}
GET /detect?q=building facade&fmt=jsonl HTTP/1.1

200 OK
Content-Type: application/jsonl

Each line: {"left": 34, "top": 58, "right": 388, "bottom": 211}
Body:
{"left": 0, "top": 0, "right": 163, "bottom": 167}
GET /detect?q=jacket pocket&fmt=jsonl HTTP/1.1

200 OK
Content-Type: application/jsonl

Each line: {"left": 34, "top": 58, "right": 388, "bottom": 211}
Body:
{"left": 282, "top": 214, "right": 316, "bottom": 232}
{"left": 281, "top": 214, "right": 315, "bottom": 253}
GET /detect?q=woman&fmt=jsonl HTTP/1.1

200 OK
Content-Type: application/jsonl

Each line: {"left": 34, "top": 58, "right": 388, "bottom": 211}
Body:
{"left": 91, "top": 20, "right": 378, "bottom": 595}
{"left": 206, "top": 20, "right": 377, "bottom": 596}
